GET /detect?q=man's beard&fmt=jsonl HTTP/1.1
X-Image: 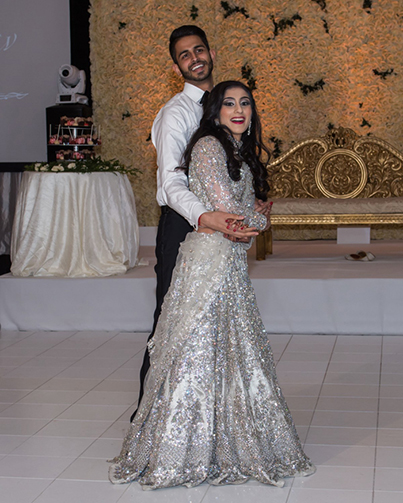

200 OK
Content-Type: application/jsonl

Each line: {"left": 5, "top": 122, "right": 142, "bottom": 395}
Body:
{"left": 179, "top": 58, "right": 214, "bottom": 82}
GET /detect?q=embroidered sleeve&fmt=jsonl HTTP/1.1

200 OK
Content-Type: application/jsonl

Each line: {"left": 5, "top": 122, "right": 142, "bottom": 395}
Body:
{"left": 189, "top": 136, "right": 267, "bottom": 230}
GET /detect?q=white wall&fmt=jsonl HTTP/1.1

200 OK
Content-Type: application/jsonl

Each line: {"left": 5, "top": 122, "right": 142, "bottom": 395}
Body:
{"left": 0, "top": 0, "right": 70, "bottom": 162}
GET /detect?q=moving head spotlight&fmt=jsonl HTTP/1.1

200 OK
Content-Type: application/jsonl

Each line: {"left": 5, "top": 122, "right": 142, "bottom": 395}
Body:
{"left": 57, "top": 64, "right": 88, "bottom": 105}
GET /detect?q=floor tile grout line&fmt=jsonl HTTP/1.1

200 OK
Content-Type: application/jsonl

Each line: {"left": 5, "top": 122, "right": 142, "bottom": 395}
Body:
{"left": 0, "top": 331, "right": 81, "bottom": 372}
{"left": 2, "top": 332, "right": 146, "bottom": 456}
{"left": 31, "top": 477, "right": 69, "bottom": 503}
{"left": 1, "top": 334, "right": 147, "bottom": 499}
{"left": 2, "top": 331, "right": 403, "bottom": 499}
{"left": 0, "top": 331, "right": 99, "bottom": 434}
{"left": 0, "top": 331, "right": 85, "bottom": 379}
{"left": 271, "top": 333, "right": 293, "bottom": 363}
{"left": 42, "top": 332, "right": 148, "bottom": 470}
{"left": 371, "top": 336, "right": 384, "bottom": 503}
{"left": 284, "top": 335, "right": 338, "bottom": 501}
{"left": 6, "top": 331, "right": 145, "bottom": 409}
{"left": 284, "top": 334, "right": 336, "bottom": 501}
{"left": 301, "top": 335, "right": 339, "bottom": 445}
{"left": 0, "top": 330, "right": 40, "bottom": 349}
{"left": 0, "top": 330, "right": 145, "bottom": 372}
{"left": 199, "top": 483, "right": 211, "bottom": 503}
{"left": 278, "top": 333, "right": 308, "bottom": 497}
{"left": 115, "top": 481, "right": 136, "bottom": 502}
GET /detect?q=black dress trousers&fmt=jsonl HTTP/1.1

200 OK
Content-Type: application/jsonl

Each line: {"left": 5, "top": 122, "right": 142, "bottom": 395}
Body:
{"left": 130, "top": 206, "right": 192, "bottom": 421}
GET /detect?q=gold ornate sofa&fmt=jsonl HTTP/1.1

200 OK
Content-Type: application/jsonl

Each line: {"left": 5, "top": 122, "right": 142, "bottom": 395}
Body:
{"left": 256, "top": 126, "right": 403, "bottom": 259}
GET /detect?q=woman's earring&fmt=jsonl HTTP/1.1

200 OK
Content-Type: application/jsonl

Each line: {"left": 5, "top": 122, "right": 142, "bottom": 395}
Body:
{"left": 247, "top": 121, "right": 252, "bottom": 136}
{"left": 214, "top": 118, "right": 220, "bottom": 126}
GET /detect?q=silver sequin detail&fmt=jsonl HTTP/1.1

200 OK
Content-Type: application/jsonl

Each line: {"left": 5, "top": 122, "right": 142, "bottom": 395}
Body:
{"left": 109, "top": 136, "right": 315, "bottom": 489}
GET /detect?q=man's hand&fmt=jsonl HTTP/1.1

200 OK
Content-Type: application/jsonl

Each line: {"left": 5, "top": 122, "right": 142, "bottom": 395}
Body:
{"left": 199, "top": 211, "right": 258, "bottom": 237}
{"left": 223, "top": 234, "right": 251, "bottom": 243}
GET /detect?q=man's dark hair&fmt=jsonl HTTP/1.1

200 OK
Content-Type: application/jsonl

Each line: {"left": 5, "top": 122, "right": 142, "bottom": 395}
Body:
{"left": 169, "top": 25, "right": 210, "bottom": 64}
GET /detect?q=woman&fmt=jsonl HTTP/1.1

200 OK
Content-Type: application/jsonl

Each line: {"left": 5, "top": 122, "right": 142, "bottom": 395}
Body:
{"left": 109, "top": 81, "right": 315, "bottom": 489}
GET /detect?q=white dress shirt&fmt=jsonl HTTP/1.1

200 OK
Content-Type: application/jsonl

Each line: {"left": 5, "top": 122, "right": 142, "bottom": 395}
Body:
{"left": 152, "top": 82, "right": 208, "bottom": 227}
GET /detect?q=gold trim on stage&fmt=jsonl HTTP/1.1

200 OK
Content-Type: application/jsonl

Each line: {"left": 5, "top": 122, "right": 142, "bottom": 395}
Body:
{"left": 270, "top": 213, "right": 403, "bottom": 225}
{"left": 268, "top": 127, "right": 403, "bottom": 200}
{"left": 257, "top": 126, "right": 403, "bottom": 260}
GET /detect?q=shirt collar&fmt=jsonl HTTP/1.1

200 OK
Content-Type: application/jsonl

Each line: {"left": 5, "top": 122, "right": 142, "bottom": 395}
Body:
{"left": 183, "top": 82, "right": 205, "bottom": 105}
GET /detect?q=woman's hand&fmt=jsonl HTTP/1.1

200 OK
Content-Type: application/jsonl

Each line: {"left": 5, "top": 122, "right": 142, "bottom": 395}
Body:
{"left": 223, "top": 218, "right": 252, "bottom": 242}
{"left": 255, "top": 200, "right": 273, "bottom": 231}
{"left": 199, "top": 211, "right": 258, "bottom": 237}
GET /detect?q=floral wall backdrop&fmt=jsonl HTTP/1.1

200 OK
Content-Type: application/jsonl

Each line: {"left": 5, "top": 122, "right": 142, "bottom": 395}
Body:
{"left": 89, "top": 0, "right": 403, "bottom": 227}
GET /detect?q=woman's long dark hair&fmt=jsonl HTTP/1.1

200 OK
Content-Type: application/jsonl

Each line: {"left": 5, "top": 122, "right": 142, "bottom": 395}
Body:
{"left": 182, "top": 80, "right": 270, "bottom": 200}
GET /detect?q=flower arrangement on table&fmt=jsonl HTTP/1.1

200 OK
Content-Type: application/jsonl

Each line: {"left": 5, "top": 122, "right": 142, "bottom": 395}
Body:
{"left": 25, "top": 156, "right": 140, "bottom": 176}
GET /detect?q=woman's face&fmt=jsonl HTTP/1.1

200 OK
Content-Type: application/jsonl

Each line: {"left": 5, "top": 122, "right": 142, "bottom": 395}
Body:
{"left": 218, "top": 87, "right": 252, "bottom": 140}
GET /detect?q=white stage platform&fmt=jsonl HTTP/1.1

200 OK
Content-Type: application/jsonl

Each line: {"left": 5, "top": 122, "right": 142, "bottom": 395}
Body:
{"left": 1, "top": 239, "right": 403, "bottom": 335}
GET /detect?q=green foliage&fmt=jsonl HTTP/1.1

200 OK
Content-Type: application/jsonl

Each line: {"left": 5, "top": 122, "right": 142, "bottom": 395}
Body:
{"left": 25, "top": 156, "right": 141, "bottom": 176}
{"left": 294, "top": 78, "right": 325, "bottom": 96}
{"left": 269, "top": 137, "right": 283, "bottom": 158}
{"left": 363, "top": 0, "right": 372, "bottom": 11}
{"left": 190, "top": 5, "right": 199, "bottom": 20}
{"left": 312, "top": 0, "right": 326, "bottom": 11}
{"left": 360, "top": 118, "right": 371, "bottom": 128}
{"left": 241, "top": 64, "right": 256, "bottom": 91}
{"left": 373, "top": 68, "right": 396, "bottom": 80}
{"left": 269, "top": 14, "right": 302, "bottom": 39}
{"left": 221, "top": 1, "right": 249, "bottom": 19}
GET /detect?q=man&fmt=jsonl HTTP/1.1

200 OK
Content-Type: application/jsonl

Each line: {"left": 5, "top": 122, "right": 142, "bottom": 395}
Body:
{"left": 131, "top": 26, "right": 261, "bottom": 421}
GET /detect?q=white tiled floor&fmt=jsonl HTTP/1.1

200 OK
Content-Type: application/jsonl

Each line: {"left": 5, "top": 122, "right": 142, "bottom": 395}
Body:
{"left": 1, "top": 330, "right": 403, "bottom": 503}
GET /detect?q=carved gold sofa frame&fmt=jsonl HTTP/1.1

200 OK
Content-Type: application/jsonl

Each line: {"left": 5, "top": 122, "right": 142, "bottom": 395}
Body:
{"left": 256, "top": 127, "right": 403, "bottom": 260}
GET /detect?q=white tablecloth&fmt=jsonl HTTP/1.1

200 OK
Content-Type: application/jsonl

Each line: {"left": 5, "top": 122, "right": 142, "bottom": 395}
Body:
{"left": 0, "top": 172, "right": 23, "bottom": 255}
{"left": 11, "top": 172, "right": 139, "bottom": 277}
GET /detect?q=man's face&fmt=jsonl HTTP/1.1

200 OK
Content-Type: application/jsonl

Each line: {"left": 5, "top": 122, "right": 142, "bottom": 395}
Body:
{"left": 173, "top": 35, "right": 214, "bottom": 83}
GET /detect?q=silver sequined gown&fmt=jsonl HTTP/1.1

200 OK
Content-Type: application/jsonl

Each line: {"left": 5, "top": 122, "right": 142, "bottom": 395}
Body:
{"left": 109, "top": 136, "right": 315, "bottom": 489}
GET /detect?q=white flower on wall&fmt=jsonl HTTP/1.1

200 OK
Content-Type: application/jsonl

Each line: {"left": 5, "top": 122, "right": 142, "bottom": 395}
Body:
{"left": 90, "top": 0, "right": 403, "bottom": 225}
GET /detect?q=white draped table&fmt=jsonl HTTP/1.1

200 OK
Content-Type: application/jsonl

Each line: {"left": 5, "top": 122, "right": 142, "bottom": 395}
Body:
{"left": 11, "top": 172, "right": 139, "bottom": 277}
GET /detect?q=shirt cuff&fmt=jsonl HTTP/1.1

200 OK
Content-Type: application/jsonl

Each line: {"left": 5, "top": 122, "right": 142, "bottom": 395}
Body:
{"left": 192, "top": 204, "right": 208, "bottom": 230}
